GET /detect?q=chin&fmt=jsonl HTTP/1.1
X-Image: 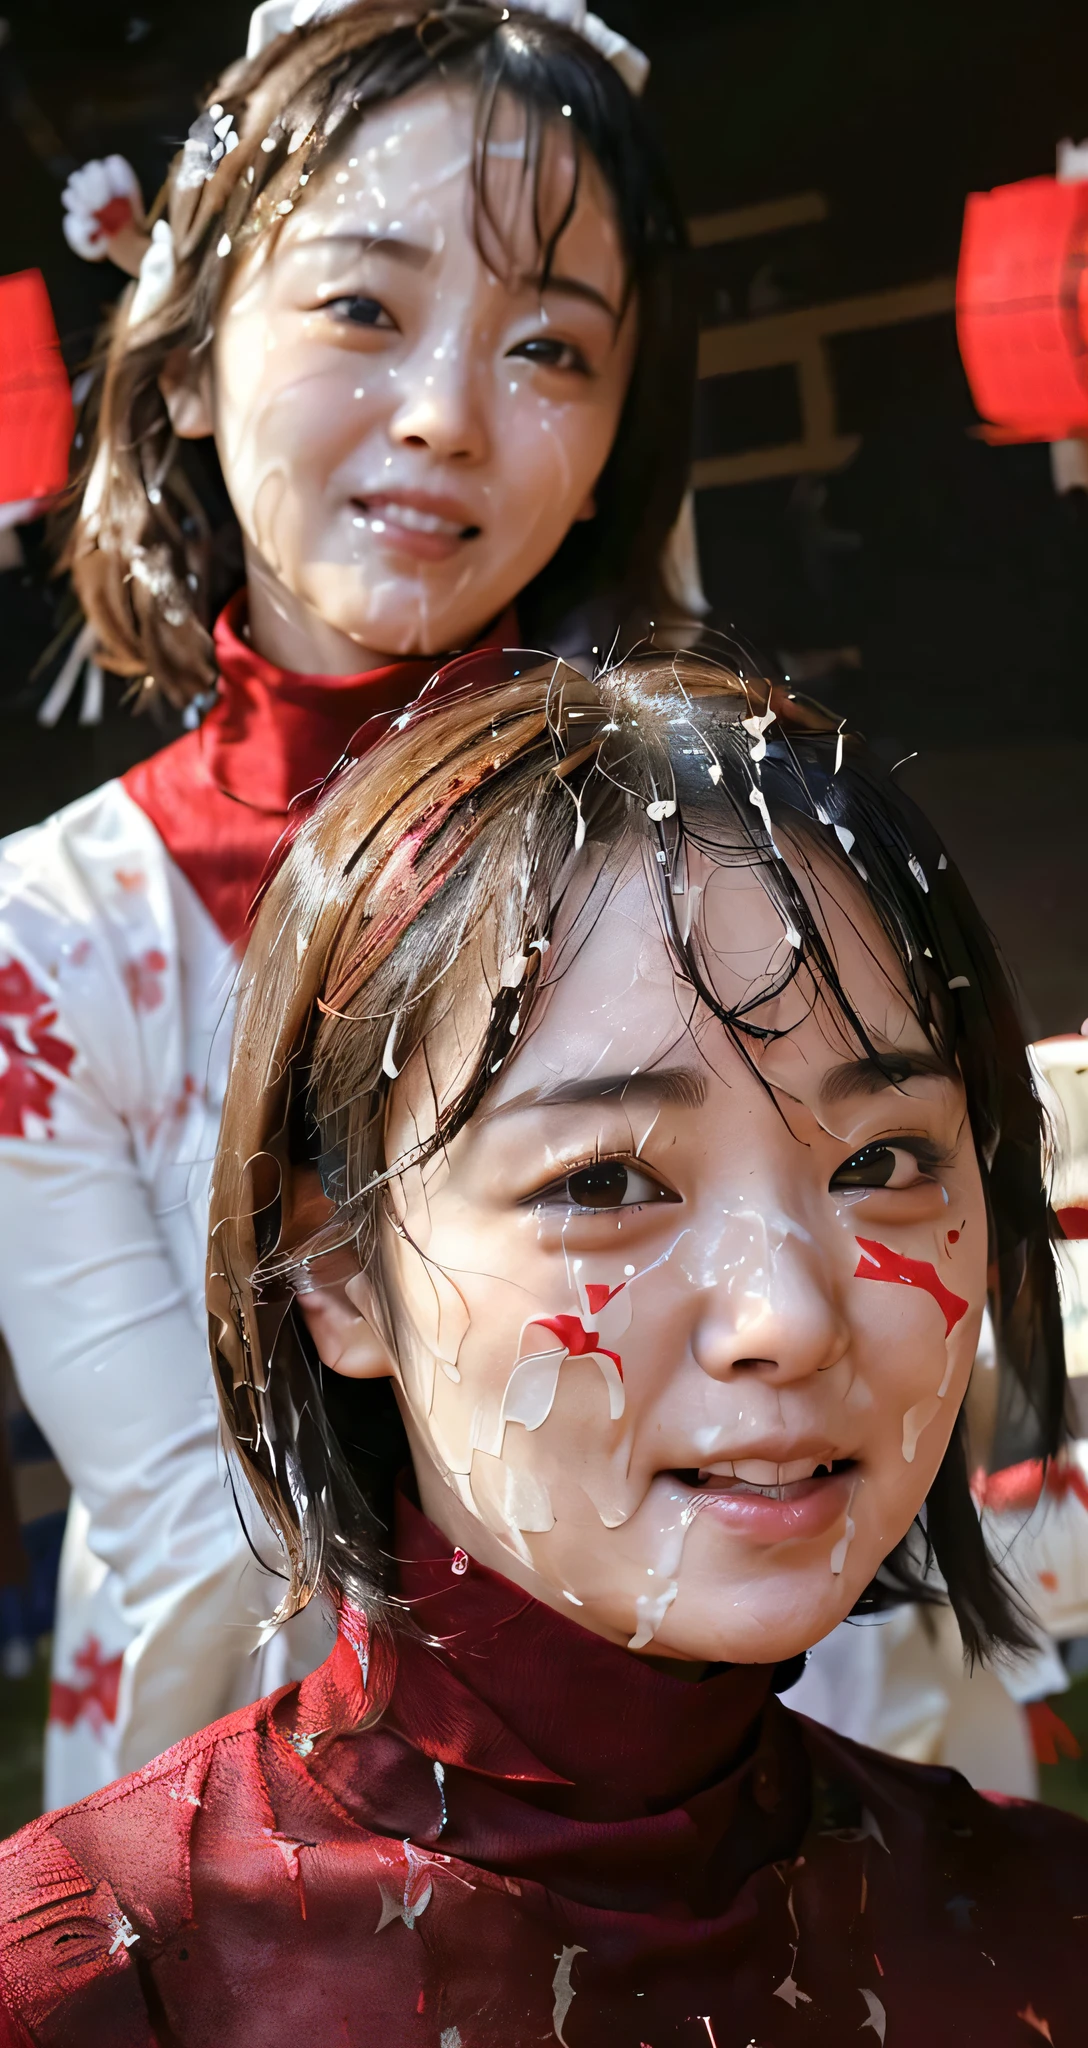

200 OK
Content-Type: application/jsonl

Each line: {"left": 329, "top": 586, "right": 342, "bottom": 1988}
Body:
{"left": 659, "top": 1581, "right": 858, "bottom": 1669}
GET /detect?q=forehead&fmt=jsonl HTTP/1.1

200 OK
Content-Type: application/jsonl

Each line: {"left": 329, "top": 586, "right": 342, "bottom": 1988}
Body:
{"left": 487, "top": 842, "right": 932, "bottom": 1113}
{"left": 277, "top": 78, "right": 625, "bottom": 282}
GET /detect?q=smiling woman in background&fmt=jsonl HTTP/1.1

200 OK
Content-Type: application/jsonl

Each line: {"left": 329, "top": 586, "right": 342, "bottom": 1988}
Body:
{"left": 0, "top": 0, "right": 698, "bottom": 1807}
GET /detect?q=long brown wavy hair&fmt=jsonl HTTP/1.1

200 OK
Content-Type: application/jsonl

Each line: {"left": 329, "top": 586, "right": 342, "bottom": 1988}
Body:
{"left": 62, "top": 1, "right": 694, "bottom": 709}
{"left": 208, "top": 644, "right": 1064, "bottom": 1677}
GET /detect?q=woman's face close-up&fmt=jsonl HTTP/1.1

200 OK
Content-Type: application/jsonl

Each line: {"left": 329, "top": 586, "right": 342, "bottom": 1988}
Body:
{"left": 309, "top": 841, "right": 989, "bottom": 1670}
{"left": 209, "top": 80, "right": 638, "bottom": 664}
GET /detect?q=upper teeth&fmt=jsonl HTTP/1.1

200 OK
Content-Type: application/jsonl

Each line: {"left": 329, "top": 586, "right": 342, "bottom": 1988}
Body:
{"left": 356, "top": 501, "right": 465, "bottom": 537}
{"left": 699, "top": 1458, "right": 827, "bottom": 1485}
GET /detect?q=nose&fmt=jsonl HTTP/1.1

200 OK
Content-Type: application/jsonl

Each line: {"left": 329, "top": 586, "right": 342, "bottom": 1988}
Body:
{"left": 690, "top": 1222, "right": 849, "bottom": 1386}
{"left": 388, "top": 347, "right": 489, "bottom": 466}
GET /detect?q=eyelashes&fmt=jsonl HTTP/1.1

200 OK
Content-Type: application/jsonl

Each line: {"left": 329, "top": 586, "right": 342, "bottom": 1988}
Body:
{"left": 829, "top": 1136, "right": 949, "bottom": 1194}
{"left": 526, "top": 1153, "right": 680, "bottom": 1215}
{"left": 523, "top": 1136, "right": 952, "bottom": 1214}
{"left": 316, "top": 294, "right": 396, "bottom": 329}
{"left": 506, "top": 336, "right": 590, "bottom": 375}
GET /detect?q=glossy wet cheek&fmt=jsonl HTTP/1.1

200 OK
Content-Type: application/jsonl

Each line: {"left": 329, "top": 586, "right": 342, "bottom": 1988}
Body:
{"left": 391, "top": 1222, "right": 682, "bottom": 1608}
{"left": 216, "top": 339, "right": 361, "bottom": 529}
{"left": 844, "top": 1211, "right": 981, "bottom": 1465}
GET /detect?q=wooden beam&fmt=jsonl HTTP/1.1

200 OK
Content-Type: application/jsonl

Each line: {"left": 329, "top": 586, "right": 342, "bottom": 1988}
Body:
{"left": 693, "top": 435, "right": 862, "bottom": 491}
{"left": 688, "top": 191, "right": 828, "bottom": 248}
{"left": 698, "top": 275, "right": 958, "bottom": 380}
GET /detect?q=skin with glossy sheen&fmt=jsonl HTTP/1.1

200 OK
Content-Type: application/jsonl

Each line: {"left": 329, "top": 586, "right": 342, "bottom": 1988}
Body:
{"left": 163, "top": 83, "right": 638, "bottom": 675}
{"left": 301, "top": 845, "right": 988, "bottom": 1669}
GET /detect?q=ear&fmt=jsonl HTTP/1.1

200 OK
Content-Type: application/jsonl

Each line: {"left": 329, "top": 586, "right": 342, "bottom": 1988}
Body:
{"left": 159, "top": 343, "right": 214, "bottom": 440}
{"left": 574, "top": 489, "right": 597, "bottom": 522}
{"left": 296, "top": 1273, "right": 396, "bottom": 1382}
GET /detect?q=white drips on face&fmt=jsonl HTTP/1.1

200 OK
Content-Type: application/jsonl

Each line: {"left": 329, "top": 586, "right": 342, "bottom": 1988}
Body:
{"left": 901, "top": 1336, "right": 960, "bottom": 1461}
{"left": 829, "top": 1479, "right": 858, "bottom": 1575}
{"left": 901, "top": 1394, "right": 942, "bottom": 1463}
{"left": 208, "top": 82, "right": 635, "bottom": 674}
{"left": 626, "top": 1482, "right": 713, "bottom": 1650}
{"left": 349, "top": 840, "right": 989, "bottom": 1669}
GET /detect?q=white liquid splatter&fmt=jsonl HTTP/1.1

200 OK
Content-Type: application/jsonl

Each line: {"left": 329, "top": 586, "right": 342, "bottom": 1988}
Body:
{"left": 626, "top": 1486, "right": 713, "bottom": 1650}
{"left": 901, "top": 1394, "right": 942, "bottom": 1463}
{"left": 829, "top": 1515, "right": 856, "bottom": 1576}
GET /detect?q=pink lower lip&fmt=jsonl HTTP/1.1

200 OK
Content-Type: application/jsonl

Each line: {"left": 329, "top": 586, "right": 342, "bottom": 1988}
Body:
{"left": 350, "top": 499, "right": 478, "bottom": 563}
{"left": 694, "top": 1469, "right": 855, "bottom": 1543}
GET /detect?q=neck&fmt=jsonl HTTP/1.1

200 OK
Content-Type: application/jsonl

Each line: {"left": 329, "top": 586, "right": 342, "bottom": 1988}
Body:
{"left": 412, "top": 1445, "right": 709, "bottom": 1680}
{"left": 243, "top": 544, "right": 396, "bottom": 676}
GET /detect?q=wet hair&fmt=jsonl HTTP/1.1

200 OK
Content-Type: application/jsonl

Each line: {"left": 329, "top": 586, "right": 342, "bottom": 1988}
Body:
{"left": 208, "top": 645, "right": 1064, "bottom": 1682}
{"left": 62, "top": 0, "right": 693, "bottom": 709}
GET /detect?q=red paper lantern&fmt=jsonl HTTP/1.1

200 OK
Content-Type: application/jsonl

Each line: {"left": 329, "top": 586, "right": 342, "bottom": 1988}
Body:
{"left": 0, "top": 269, "right": 73, "bottom": 509}
{"left": 957, "top": 176, "right": 1088, "bottom": 442}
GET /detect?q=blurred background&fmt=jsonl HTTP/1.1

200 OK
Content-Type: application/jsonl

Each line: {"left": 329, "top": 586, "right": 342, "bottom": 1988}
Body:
{"left": 1, "top": 0, "right": 1087, "bottom": 1827}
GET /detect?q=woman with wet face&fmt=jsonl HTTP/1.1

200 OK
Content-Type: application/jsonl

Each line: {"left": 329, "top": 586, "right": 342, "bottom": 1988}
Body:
{"left": 0, "top": 0, "right": 696, "bottom": 1805}
{"left": 2, "top": 649, "right": 1081, "bottom": 2042}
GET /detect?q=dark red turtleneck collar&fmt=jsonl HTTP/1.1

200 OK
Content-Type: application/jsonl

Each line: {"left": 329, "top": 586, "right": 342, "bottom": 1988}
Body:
{"left": 291, "top": 1493, "right": 805, "bottom": 1916}
{"left": 121, "top": 592, "right": 518, "bottom": 945}
{"left": 9, "top": 1491, "right": 1088, "bottom": 2043}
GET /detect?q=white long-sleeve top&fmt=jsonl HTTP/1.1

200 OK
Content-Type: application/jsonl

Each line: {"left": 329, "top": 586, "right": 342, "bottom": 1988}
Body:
{"left": 0, "top": 596, "right": 511, "bottom": 1806}
{"left": 0, "top": 776, "right": 332, "bottom": 1800}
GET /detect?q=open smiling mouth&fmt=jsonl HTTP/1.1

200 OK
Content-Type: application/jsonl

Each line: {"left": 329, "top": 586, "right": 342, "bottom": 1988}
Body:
{"left": 351, "top": 496, "right": 482, "bottom": 541}
{"left": 671, "top": 1456, "right": 858, "bottom": 1503}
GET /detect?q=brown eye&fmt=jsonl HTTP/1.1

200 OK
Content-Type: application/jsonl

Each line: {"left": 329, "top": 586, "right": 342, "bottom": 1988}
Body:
{"left": 321, "top": 294, "right": 395, "bottom": 328}
{"left": 566, "top": 1162, "right": 631, "bottom": 1209}
{"left": 508, "top": 336, "right": 588, "bottom": 373}
{"left": 545, "top": 1161, "right": 679, "bottom": 1213}
{"left": 829, "top": 1142, "right": 940, "bottom": 1193}
{"left": 831, "top": 1144, "right": 897, "bottom": 1190}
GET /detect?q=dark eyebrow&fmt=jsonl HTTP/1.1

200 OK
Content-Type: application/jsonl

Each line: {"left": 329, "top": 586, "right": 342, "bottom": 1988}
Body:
{"left": 525, "top": 271, "right": 621, "bottom": 320}
{"left": 292, "top": 238, "right": 618, "bottom": 314}
{"left": 482, "top": 1065, "right": 707, "bottom": 1122}
{"left": 820, "top": 1047, "right": 958, "bottom": 1105}
{"left": 293, "top": 232, "right": 435, "bottom": 270}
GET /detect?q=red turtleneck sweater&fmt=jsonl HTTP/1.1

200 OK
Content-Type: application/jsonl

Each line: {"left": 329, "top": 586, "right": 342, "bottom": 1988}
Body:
{"left": 0, "top": 1493, "right": 1084, "bottom": 2046}
{"left": 121, "top": 594, "right": 518, "bottom": 944}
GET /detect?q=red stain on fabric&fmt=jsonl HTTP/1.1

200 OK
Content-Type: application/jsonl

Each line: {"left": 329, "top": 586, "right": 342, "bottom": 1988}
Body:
{"left": 1027, "top": 1702, "right": 1081, "bottom": 1768}
{"left": 853, "top": 1237, "right": 968, "bottom": 1336}
{"left": 973, "top": 1456, "right": 1088, "bottom": 1516}
{"left": 1017, "top": 2005, "right": 1054, "bottom": 2043}
{"left": 0, "top": 957, "right": 76, "bottom": 1138}
{"left": 123, "top": 947, "right": 168, "bottom": 1012}
{"left": 49, "top": 1635, "right": 123, "bottom": 1732}
{"left": 261, "top": 1830, "right": 309, "bottom": 1919}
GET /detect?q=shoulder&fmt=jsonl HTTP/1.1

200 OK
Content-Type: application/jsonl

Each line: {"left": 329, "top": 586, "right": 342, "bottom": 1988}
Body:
{"left": 0, "top": 780, "right": 169, "bottom": 938}
{"left": 0, "top": 772, "right": 230, "bottom": 1099}
{"left": 792, "top": 1703, "right": 1088, "bottom": 1893}
{"left": 0, "top": 1696, "right": 271, "bottom": 2037}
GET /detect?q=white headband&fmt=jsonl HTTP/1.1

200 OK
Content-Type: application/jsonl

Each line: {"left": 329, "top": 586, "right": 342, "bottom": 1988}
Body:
{"left": 246, "top": 0, "right": 649, "bottom": 95}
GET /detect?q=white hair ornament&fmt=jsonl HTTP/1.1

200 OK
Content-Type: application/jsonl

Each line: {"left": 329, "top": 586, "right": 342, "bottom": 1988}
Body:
{"left": 246, "top": 0, "right": 649, "bottom": 93}
{"left": 61, "top": 155, "right": 145, "bottom": 262}
{"left": 128, "top": 220, "right": 177, "bottom": 327}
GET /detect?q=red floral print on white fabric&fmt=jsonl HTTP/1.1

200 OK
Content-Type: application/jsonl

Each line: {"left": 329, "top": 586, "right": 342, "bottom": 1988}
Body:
{"left": 0, "top": 957, "right": 76, "bottom": 1139}
{"left": 122, "top": 947, "right": 167, "bottom": 1012}
{"left": 48, "top": 1633, "right": 123, "bottom": 1731}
